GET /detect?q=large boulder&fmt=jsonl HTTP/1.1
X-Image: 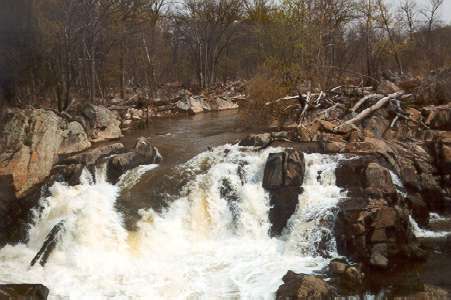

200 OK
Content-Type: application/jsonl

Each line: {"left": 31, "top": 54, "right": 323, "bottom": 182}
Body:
{"left": 335, "top": 157, "right": 426, "bottom": 269}
{"left": 423, "top": 104, "right": 451, "bottom": 130}
{"left": 0, "top": 284, "right": 49, "bottom": 299}
{"left": 0, "top": 109, "right": 92, "bottom": 197}
{"left": 0, "top": 110, "right": 73, "bottom": 197}
{"left": 59, "top": 121, "right": 91, "bottom": 154}
{"left": 262, "top": 150, "right": 305, "bottom": 236}
{"left": 80, "top": 104, "right": 122, "bottom": 142}
{"left": 106, "top": 137, "right": 162, "bottom": 184}
{"left": 276, "top": 271, "right": 335, "bottom": 300}
{"left": 176, "top": 96, "right": 210, "bottom": 114}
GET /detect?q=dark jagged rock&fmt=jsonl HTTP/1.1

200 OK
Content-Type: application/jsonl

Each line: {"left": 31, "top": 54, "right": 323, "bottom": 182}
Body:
{"left": 0, "top": 284, "right": 49, "bottom": 300}
{"left": 0, "top": 174, "right": 22, "bottom": 247}
{"left": 238, "top": 133, "right": 271, "bottom": 147}
{"left": 276, "top": 271, "right": 335, "bottom": 300}
{"left": 262, "top": 150, "right": 305, "bottom": 236}
{"left": 106, "top": 137, "right": 162, "bottom": 184}
{"left": 30, "top": 221, "right": 65, "bottom": 267}
{"left": 335, "top": 157, "right": 426, "bottom": 270}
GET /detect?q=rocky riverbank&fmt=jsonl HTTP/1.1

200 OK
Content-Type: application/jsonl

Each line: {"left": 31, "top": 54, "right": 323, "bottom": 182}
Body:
{"left": 239, "top": 70, "right": 451, "bottom": 298}
{"left": 0, "top": 71, "right": 450, "bottom": 298}
{"left": 0, "top": 81, "right": 247, "bottom": 248}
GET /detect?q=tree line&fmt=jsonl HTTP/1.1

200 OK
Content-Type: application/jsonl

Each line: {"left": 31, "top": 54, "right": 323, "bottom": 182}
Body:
{"left": 0, "top": 0, "right": 449, "bottom": 111}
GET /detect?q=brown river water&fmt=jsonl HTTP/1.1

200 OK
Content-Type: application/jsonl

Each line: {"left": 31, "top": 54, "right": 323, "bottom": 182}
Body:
{"left": 116, "top": 110, "right": 262, "bottom": 229}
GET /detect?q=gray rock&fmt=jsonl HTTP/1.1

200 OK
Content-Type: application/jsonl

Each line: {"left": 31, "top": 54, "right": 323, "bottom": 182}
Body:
{"left": 81, "top": 104, "right": 122, "bottom": 142}
{"left": 106, "top": 137, "right": 162, "bottom": 184}
{"left": 59, "top": 121, "right": 91, "bottom": 154}
{"left": 0, "top": 109, "right": 65, "bottom": 197}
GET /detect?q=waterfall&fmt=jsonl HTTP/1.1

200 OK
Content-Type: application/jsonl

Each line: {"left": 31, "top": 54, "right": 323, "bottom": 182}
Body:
{"left": 0, "top": 145, "right": 345, "bottom": 299}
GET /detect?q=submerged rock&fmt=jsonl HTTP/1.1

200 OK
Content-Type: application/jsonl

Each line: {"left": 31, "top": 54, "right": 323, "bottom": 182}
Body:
{"left": 276, "top": 271, "right": 335, "bottom": 300}
{"left": 106, "top": 137, "right": 162, "bottom": 184}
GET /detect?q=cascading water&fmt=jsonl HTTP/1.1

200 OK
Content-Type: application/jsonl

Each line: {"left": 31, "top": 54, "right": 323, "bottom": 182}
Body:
{"left": 0, "top": 145, "right": 346, "bottom": 299}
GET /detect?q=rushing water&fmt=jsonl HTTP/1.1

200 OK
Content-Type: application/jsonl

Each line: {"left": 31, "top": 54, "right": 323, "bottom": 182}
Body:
{"left": 0, "top": 143, "right": 346, "bottom": 299}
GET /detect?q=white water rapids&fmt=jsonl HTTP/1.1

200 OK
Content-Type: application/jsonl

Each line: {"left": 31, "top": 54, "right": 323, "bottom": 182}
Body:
{"left": 0, "top": 145, "right": 345, "bottom": 299}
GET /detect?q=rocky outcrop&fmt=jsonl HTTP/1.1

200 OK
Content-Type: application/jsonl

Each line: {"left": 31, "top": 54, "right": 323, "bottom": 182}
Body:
{"left": 262, "top": 149, "right": 305, "bottom": 236}
{"left": 80, "top": 104, "right": 122, "bottom": 142}
{"left": 59, "top": 121, "right": 91, "bottom": 154}
{"left": 0, "top": 284, "right": 49, "bottom": 300}
{"left": 0, "top": 109, "right": 91, "bottom": 197}
{"left": 276, "top": 271, "right": 335, "bottom": 300}
{"left": 106, "top": 137, "right": 162, "bottom": 184}
{"left": 0, "top": 175, "right": 22, "bottom": 247}
{"left": 335, "top": 157, "right": 426, "bottom": 270}
{"left": 176, "top": 95, "right": 239, "bottom": 114}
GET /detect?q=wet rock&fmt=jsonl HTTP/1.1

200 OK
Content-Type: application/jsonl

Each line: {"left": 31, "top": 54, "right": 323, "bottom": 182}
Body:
{"left": 335, "top": 157, "right": 425, "bottom": 269}
{"left": 407, "top": 193, "right": 429, "bottom": 227}
{"left": 62, "top": 143, "right": 125, "bottom": 166}
{"left": 0, "top": 175, "right": 22, "bottom": 247}
{"left": 365, "top": 163, "right": 397, "bottom": 197}
{"left": 370, "top": 243, "right": 389, "bottom": 268}
{"left": 0, "top": 284, "right": 49, "bottom": 300}
{"left": 276, "top": 271, "right": 335, "bottom": 300}
{"left": 106, "top": 137, "right": 162, "bottom": 184}
{"left": 263, "top": 153, "right": 285, "bottom": 188}
{"left": 49, "top": 164, "right": 84, "bottom": 186}
{"left": 329, "top": 260, "right": 347, "bottom": 275}
{"left": 262, "top": 150, "right": 305, "bottom": 236}
{"left": 238, "top": 133, "right": 271, "bottom": 147}
{"left": 423, "top": 104, "right": 451, "bottom": 130}
{"left": 80, "top": 104, "right": 122, "bottom": 142}
{"left": 263, "top": 150, "right": 305, "bottom": 189}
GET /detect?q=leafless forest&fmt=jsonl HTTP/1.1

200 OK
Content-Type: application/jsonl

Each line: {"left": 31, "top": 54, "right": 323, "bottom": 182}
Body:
{"left": 0, "top": 0, "right": 449, "bottom": 113}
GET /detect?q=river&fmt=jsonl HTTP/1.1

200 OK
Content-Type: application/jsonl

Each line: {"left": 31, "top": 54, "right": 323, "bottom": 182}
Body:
{"left": 0, "top": 111, "right": 449, "bottom": 299}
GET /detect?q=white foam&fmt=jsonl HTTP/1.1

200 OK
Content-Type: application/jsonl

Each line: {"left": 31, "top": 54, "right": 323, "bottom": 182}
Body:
{"left": 0, "top": 145, "right": 345, "bottom": 299}
{"left": 409, "top": 216, "right": 450, "bottom": 238}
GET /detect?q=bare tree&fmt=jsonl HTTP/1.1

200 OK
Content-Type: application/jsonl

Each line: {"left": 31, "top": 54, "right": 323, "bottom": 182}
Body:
{"left": 400, "top": 0, "right": 417, "bottom": 40}
{"left": 421, "top": 0, "right": 443, "bottom": 34}
{"left": 376, "top": 0, "right": 403, "bottom": 74}
{"left": 176, "top": 0, "right": 244, "bottom": 88}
